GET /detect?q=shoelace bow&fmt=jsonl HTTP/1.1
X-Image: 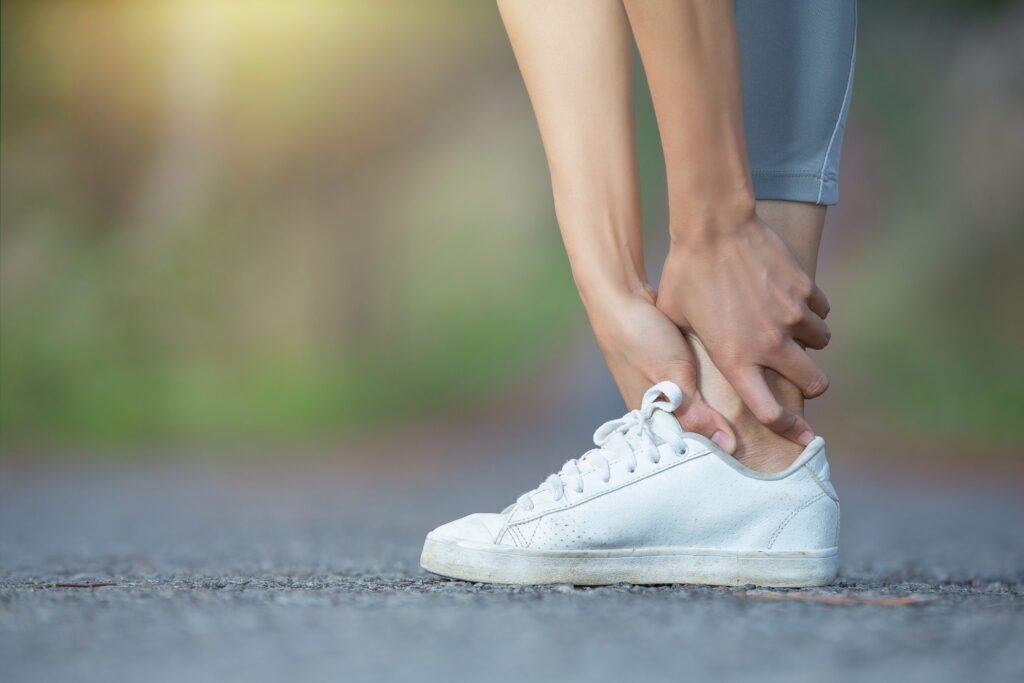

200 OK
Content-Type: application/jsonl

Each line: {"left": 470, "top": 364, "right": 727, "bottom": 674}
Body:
{"left": 515, "top": 381, "right": 688, "bottom": 512}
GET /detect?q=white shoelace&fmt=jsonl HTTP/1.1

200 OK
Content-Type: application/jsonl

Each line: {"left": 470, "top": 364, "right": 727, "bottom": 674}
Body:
{"left": 515, "top": 381, "right": 688, "bottom": 512}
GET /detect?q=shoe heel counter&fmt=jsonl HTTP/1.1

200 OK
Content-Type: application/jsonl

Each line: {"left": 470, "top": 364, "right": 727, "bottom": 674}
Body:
{"left": 768, "top": 470, "right": 840, "bottom": 551}
{"left": 806, "top": 448, "right": 838, "bottom": 498}
{"left": 768, "top": 494, "right": 839, "bottom": 551}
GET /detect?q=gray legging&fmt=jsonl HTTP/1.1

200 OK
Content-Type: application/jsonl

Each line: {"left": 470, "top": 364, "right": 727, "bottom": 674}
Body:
{"left": 735, "top": 0, "right": 858, "bottom": 205}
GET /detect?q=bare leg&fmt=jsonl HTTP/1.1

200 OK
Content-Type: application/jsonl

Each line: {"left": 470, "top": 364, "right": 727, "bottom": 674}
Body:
{"left": 621, "top": 0, "right": 833, "bottom": 469}
{"left": 694, "top": 200, "right": 827, "bottom": 471}
{"left": 497, "top": 0, "right": 735, "bottom": 445}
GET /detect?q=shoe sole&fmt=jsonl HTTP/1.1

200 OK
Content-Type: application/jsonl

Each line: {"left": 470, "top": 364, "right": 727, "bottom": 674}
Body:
{"left": 421, "top": 534, "right": 837, "bottom": 587}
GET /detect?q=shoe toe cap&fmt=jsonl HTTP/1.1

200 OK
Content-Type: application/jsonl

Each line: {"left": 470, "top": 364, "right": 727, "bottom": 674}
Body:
{"left": 428, "top": 512, "right": 504, "bottom": 545}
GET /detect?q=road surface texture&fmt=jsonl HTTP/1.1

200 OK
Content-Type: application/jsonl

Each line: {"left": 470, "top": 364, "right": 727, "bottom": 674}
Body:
{"left": 2, "top": 349, "right": 1023, "bottom": 682}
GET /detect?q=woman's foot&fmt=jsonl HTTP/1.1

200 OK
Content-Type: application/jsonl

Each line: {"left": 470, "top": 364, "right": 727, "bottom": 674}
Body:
{"left": 659, "top": 199, "right": 831, "bottom": 473}
{"left": 687, "top": 332, "right": 809, "bottom": 472}
{"left": 420, "top": 381, "right": 840, "bottom": 587}
{"left": 584, "top": 284, "right": 806, "bottom": 472}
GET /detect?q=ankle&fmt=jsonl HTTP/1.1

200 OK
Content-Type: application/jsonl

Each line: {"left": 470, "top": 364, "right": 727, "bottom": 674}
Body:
{"left": 727, "top": 412, "right": 804, "bottom": 472}
{"left": 689, "top": 337, "right": 806, "bottom": 473}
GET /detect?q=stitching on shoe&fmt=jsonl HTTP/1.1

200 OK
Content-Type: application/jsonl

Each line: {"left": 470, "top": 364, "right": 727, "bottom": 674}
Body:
{"left": 768, "top": 492, "right": 827, "bottom": 549}
{"left": 835, "top": 500, "right": 841, "bottom": 547}
{"left": 803, "top": 462, "right": 841, "bottom": 545}
{"left": 497, "top": 504, "right": 525, "bottom": 543}
{"left": 508, "top": 520, "right": 538, "bottom": 549}
{"left": 525, "top": 520, "right": 539, "bottom": 548}
{"left": 510, "top": 450, "right": 711, "bottom": 526}
{"left": 804, "top": 464, "right": 838, "bottom": 503}
{"left": 506, "top": 525, "right": 524, "bottom": 547}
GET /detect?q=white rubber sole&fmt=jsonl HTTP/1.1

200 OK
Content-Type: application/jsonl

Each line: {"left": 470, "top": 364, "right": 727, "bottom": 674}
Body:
{"left": 421, "top": 534, "right": 838, "bottom": 587}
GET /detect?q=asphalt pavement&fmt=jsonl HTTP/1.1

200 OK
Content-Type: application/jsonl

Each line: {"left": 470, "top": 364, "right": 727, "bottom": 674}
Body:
{"left": 2, "top": 348, "right": 1022, "bottom": 682}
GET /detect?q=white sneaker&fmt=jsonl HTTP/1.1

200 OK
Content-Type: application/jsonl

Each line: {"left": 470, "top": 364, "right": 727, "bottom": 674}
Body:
{"left": 421, "top": 381, "right": 840, "bottom": 587}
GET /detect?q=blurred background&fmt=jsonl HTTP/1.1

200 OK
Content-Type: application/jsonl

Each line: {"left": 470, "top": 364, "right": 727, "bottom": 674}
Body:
{"left": 2, "top": 0, "right": 1022, "bottom": 464}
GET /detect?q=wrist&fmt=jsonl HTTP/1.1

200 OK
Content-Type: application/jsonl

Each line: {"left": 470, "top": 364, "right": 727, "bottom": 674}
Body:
{"left": 668, "top": 199, "right": 759, "bottom": 250}
{"left": 579, "top": 278, "right": 658, "bottom": 348}
{"left": 667, "top": 180, "right": 758, "bottom": 244}
{"left": 573, "top": 263, "right": 652, "bottom": 314}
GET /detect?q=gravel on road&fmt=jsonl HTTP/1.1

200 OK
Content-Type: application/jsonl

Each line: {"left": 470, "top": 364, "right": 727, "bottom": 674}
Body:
{"left": 2, "top": 359, "right": 1022, "bottom": 682}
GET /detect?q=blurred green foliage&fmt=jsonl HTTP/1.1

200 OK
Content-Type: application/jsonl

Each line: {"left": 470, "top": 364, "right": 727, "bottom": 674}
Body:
{"left": 829, "top": 3, "right": 1024, "bottom": 448}
{"left": 1, "top": 0, "right": 1022, "bottom": 450}
{"left": 1, "top": 0, "right": 582, "bottom": 444}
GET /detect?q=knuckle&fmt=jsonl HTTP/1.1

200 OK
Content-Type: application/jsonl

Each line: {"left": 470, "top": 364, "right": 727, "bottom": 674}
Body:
{"left": 714, "top": 347, "right": 744, "bottom": 372}
{"left": 659, "top": 359, "right": 698, "bottom": 389}
{"left": 783, "top": 305, "right": 804, "bottom": 327}
{"left": 758, "top": 328, "right": 785, "bottom": 352}
{"left": 806, "top": 329, "right": 829, "bottom": 350}
{"left": 805, "top": 372, "right": 830, "bottom": 397}
{"left": 677, "top": 410, "right": 705, "bottom": 434}
{"left": 753, "top": 403, "right": 785, "bottom": 427}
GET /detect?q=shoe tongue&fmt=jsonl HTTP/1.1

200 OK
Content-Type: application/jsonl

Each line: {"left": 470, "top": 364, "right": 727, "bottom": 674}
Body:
{"left": 649, "top": 409, "right": 685, "bottom": 442}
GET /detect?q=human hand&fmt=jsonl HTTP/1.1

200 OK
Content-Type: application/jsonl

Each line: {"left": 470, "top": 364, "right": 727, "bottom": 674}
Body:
{"left": 584, "top": 283, "right": 736, "bottom": 453}
{"left": 656, "top": 213, "right": 831, "bottom": 445}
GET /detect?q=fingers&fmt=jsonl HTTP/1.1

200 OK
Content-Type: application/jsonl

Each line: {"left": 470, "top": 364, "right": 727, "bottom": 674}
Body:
{"left": 775, "top": 342, "right": 830, "bottom": 399}
{"left": 807, "top": 283, "right": 830, "bottom": 320}
{"left": 725, "top": 365, "right": 815, "bottom": 446}
{"left": 662, "top": 364, "right": 737, "bottom": 453}
{"left": 675, "top": 395, "right": 736, "bottom": 454}
{"left": 793, "top": 307, "right": 831, "bottom": 350}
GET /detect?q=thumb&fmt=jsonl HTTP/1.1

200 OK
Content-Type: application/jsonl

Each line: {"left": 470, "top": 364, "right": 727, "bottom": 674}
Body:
{"left": 674, "top": 394, "right": 736, "bottom": 454}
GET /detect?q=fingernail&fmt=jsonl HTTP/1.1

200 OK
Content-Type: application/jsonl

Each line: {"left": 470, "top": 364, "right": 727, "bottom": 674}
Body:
{"left": 797, "top": 430, "right": 814, "bottom": 446}
{"left": 712, "top": 431, "right": 731, "bottom": 452}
